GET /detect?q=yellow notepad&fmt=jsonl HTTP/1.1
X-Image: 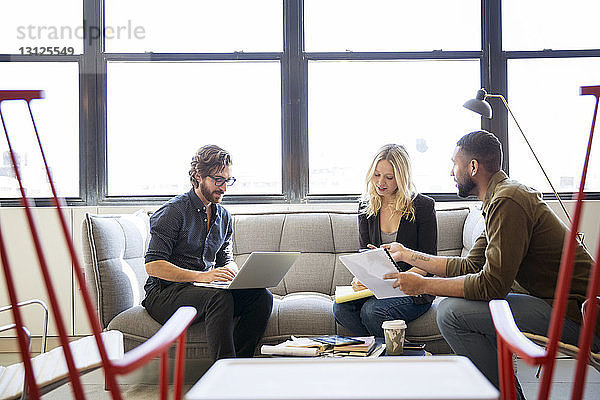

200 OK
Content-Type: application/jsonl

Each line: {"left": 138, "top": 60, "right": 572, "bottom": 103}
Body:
{"left": 334, "top": 286, "right": 374, "bottom": 304}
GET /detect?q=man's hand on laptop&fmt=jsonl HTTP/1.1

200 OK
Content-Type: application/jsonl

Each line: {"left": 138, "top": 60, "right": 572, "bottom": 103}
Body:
{"left": 196, "top": 267, "right": 236, "bottom": 283}
{"left": 223, "top": 261, "right": 239, "bottom": 274}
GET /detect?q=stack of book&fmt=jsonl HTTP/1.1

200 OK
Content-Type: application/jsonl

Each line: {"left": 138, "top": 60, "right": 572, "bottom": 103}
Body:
{"left": 328, "top": 336, "right": 384, "bottom": 357}
{"left": 260, "top": 336, "right": 329, "bottom": 357}
{"left": 260, "top": 335, "right": 385, "bottom": 358}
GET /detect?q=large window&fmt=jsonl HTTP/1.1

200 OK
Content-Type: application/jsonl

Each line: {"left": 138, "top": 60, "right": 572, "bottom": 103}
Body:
{"left": 0, "top": 0, "right": 598, "bottom": 205}
{"left": 308, "top": 60, "right": 481, "bottom": 194}
{"left": 102, "top": 0, "right": 283, "bottom": 199}
{"left": 503, "top": 0, "right": 600, "bottom": 193}
{"left": 0, "top": 0, "right": 81, "bottom": 201}
{"left": 0, "top": 63, "right": 79, "bottom": 198}
{"left": 0, "top": 0, "right": 83, "bottom": 54}
{"left": 304, "top": 0, "right": 480, "bottom": 52}
{"left": 104, "top": 0, "right": 282, "bottom": 53}
{"left": 106, "top": 61, "right": 282, "bottom": 195}
{"left": 502, "top": 0, "right": 600, "bottom": 51}
{"left": 507, "top": 58, "right": 600, "bottom": 192}
{"left": 305, "top": 0, "right": 482, "bottom": 197}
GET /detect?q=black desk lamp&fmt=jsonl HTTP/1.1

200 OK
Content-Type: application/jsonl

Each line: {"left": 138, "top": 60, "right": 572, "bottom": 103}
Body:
{"left": 463, "top": 88, "right": 573, "bottom": 227}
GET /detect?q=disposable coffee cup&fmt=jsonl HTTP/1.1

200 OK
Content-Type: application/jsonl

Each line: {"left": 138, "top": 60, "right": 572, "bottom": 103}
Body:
{"left": 382, "top": 319, "right": 407, "bottom": 355}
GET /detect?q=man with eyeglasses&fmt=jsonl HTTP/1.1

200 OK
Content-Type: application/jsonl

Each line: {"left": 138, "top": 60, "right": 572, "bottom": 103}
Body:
{"left": 141, "top": 145, "right": 273, "bottom": 361}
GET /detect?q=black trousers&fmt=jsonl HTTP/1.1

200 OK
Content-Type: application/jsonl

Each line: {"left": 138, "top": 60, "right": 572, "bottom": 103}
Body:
{"left": 143, "top": 284, "right": 273, "bottom": 361}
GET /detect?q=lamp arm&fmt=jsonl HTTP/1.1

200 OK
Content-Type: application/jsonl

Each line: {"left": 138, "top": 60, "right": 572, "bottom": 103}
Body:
{"left": 486, "top": 94, "right": 575, "bottom": 226}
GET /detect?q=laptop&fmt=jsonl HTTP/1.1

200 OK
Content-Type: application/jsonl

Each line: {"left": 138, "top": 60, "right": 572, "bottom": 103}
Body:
{"left": 194, "top": 251, "right": 300, "bottom": 289}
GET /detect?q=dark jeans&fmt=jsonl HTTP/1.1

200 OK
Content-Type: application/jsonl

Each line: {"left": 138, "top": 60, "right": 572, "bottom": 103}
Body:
{"left": 437, "top": 294, "right": 600, "bottom": 400}
{"left": 333, "top": 296, "right": 431, "bottom": 337}
{"left": 143, "top": 283, "right": 273, "bottom": 361}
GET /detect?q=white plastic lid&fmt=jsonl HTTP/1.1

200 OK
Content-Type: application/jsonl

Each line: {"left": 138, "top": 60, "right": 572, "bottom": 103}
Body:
{"left": 381, "top": 319, "right": 406, "bottom": 329}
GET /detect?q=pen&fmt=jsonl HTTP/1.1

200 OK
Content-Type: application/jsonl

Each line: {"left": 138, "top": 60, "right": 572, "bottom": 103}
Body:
{"left": 358, "top": 247, "right": 409, "bottom": 272}
{"left": 384, "top": 248, "right": 409, "bottom": 272}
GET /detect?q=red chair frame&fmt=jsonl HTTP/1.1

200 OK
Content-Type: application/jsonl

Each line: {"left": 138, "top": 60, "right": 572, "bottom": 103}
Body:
{"left": 0, "top": 90, "right": 197, "bottom": 400}
{"left": 489, "top": 85, "right": 600, "bottom": 400}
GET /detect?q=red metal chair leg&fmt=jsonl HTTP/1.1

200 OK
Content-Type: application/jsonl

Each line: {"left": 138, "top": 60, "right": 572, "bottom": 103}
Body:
{"left": 497, "top": 338, "right": 516, "bottom": 400}
{"left": 570, "top": 86, "right": 600, "bottom": 400}
{"left": 173, "top": 332, "right": 188, "bottom": 400}
{"left": 497, "top": 338, "right": 506, "bottom": 400}
{"left": 160, "top": 352, "right": 169, "bottom": 400}
{"left": 572, "top": 238, "right": 600, "bottom": 400}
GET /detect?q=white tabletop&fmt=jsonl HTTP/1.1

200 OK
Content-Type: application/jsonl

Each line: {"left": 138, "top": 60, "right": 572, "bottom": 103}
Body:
{"left": 185, "top": 356, "right": 499, "bottom": 400}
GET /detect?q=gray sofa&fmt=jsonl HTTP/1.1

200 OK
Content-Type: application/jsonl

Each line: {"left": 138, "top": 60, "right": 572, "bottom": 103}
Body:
{"left": 81, "top": 206, "right": 484, "bottom": 358}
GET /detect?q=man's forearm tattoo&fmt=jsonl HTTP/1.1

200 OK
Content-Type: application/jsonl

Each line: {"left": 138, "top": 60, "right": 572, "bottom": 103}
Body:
{"left": 410, "top": 252, "right": 430, "bottom": 263}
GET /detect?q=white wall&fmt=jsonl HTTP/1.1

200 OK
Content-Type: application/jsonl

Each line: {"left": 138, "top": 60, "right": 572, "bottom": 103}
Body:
{"left": 548, "top": 200, "right": 600, "bottom": 258}
{"left": 0, "top": 200, "right": 598, "bottom": 338}
{"left": 0, "top": 208, "right": 72, "bottom": 337}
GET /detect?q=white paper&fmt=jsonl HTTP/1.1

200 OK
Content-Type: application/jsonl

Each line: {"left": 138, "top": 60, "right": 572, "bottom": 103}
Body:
{"left": 288, "top": 336, "right": 324, "bottom": 347}
{"left": 339, "top": 248, "right": 408, "bottom": 299}
{"left": 260, "top": 344, "right": 319, "bottom": 357}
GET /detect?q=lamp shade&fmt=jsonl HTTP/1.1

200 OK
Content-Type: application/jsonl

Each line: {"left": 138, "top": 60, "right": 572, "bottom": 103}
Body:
{"left": 463, "top": 89, "right": 492, "bottom": 118}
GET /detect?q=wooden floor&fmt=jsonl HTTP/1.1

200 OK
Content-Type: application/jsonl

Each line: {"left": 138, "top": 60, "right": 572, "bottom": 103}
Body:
{"left": 0, "top": 354, "right": 598, "bottom": 399}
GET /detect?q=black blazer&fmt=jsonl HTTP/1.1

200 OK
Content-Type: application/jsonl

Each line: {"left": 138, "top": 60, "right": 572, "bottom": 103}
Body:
{"left": 358, "top": 193, "right": 438, "bottom": 304}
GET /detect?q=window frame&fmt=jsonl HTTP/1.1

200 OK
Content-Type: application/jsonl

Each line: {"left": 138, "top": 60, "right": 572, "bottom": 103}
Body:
{"left": 0, "top": 0, "right": 598, "bottom": 206}
{"left": 497, "top": 0, "right": 600, "bottom": 201}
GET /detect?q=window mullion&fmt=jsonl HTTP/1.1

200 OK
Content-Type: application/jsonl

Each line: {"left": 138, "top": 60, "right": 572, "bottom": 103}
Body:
{"left": 283, "top": 0, "right": 308, "bottom": 203}
{"left": 81, "top": 0, "right": 103, "bottom": 205}
{"left": 483, "top": 0, "right": 508, "bottom": 173}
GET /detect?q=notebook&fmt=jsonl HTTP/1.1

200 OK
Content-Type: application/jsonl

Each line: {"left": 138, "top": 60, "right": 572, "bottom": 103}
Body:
{"left": 194, "top": 251, "right": 300, "bottom": 289}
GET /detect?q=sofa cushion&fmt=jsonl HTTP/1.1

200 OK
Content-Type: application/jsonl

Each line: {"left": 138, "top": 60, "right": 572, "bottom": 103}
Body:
{"left": 268, "top": 293, "right": 337, "bottom": 339}
{"left": 462, "top": 206, "right": 485, "bottom": 256}
{"left": 108, "top": 305, "right": 213, "bottom": 358}
{"left": 233, "top": 214, "right": 285, "bottom": 254}
{"left": 279, "top": 214, "right": 335, "bottom": 253}
{"left": 331, "top": 254, "right": 356, "bottom": 294}
{"left": 81, "top": 211, "right": 150, "bottom": 329}
{"left": 436, "top": 208, "right": 469, "bottom": 256}
{"left": 282, "top": 253, "right": 337, "bottom": 295}
{"left": 108, "top": 305, "right": 164, "bottom": 343}
{"left": 330, "top": 213, "right": 360, "bottom": 253}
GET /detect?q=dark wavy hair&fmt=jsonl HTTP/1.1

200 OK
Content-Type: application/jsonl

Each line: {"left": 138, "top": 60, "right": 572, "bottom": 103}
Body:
{"left": 189, "top": 145, "right": 232, "bottom": 188}
{"left": 456, "top": 130, "right": 502, "bottom": 173}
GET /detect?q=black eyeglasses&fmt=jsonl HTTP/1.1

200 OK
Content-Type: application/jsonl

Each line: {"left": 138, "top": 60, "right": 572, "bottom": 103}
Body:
{"left": 208, "top": 175, "right": 236, "bottom": 187}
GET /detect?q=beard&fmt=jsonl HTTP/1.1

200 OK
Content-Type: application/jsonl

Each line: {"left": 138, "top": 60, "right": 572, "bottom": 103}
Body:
{"left": 200, "top": 182, "right": 225, "bottom": 203}
{"left": 456, "top": 175, "right": 476, "bottom": 198}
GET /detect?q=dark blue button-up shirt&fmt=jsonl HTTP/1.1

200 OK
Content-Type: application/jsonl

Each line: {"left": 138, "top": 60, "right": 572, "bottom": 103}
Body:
{"left": 144, "top": 188, "right": 234, "bottom": 293}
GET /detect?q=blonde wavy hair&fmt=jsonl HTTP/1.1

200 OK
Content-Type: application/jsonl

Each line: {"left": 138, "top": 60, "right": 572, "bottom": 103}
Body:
{"left": 363, "top": 144, "right": 416, "bottom": 221}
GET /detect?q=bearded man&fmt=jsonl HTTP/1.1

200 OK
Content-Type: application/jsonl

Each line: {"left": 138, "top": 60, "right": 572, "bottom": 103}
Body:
{"left": 382, "top": 131, "right": 598, "bottom": 399}
{"left": 142, "top": 145, "right": 272, "bottom": 361}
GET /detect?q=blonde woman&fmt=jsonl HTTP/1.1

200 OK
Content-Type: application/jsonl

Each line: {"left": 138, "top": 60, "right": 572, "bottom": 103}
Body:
{"left": 333, "top": 144, "right": 437, "bottom": 337}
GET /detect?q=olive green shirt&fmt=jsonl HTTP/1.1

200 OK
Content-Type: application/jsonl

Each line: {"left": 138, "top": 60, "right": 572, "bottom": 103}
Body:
{"left": 446, "top": 171, "right": 597, "bottom": 337}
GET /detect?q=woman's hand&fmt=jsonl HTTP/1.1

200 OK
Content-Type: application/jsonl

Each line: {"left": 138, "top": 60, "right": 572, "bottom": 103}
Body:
{"left": 195, "top": 267, "right": 237, "bottom": 283}
{"left": 351, "top": 277, "right": 368, "bottom": 292}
